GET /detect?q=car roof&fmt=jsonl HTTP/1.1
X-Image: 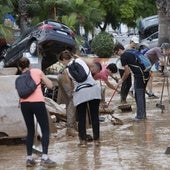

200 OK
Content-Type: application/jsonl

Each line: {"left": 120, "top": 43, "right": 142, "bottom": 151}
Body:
{"left": 139, "top": 15, "right": 158, "bottom": 30}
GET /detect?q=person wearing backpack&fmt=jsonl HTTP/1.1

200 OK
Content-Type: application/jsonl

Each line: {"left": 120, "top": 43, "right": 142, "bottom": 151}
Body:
{"left": 16, "top": 57, "right": 57, "bottom": 167}
{"left": 114, "top": 44, "right": 150, "bottom": 121}
{"left": 58, "top": 50, "right": 101, "bottom": 147}
{"left": 56, "top": 60, "right": 102, "bottom": 138}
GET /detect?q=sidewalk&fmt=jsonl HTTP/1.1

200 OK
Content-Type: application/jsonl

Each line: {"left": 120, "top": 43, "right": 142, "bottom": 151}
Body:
{"left": 1, "top": 73, "right": 170, "bottom": 170}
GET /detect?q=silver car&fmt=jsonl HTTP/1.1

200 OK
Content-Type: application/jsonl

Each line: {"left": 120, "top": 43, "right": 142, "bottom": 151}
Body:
{"left": 140, "top": 31, "right": 158, "bottom": 48}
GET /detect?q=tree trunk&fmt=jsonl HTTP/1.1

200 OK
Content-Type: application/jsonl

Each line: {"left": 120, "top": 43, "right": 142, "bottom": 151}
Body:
{"left": 157, "top": 0, "right": 170, "bottom": 46}
{"left": 18, "top": 0, "right": 29, "bottom": 33}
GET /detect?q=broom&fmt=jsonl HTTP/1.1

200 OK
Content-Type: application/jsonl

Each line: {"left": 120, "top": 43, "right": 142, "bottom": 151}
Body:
{"left": 106, "top": 85, "right": 119, "bottom": 108}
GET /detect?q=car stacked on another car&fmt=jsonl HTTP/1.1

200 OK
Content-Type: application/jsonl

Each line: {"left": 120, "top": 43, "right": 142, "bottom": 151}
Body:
{"left": 0, "top": 19, "right": 76, "bottom": 70}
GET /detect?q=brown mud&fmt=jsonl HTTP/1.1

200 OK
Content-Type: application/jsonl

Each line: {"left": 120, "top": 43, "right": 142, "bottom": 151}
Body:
{"left": 1, "top": 72, "right": 170, "bottom": 170}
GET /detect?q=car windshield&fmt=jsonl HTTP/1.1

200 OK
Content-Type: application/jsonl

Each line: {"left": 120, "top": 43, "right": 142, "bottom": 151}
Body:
{"left": 150, "top": 32, "right": 158, "bottom": 39}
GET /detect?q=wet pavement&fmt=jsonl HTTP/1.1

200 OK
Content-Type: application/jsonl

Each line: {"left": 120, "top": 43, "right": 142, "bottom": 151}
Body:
{"left": 1, "top": 73, "right": 170, "bottom": 170}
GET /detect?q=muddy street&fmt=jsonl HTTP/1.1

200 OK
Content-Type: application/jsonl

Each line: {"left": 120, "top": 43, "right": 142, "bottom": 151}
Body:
{"left": 1, "top": 73, "right": 170, "bottom": 170}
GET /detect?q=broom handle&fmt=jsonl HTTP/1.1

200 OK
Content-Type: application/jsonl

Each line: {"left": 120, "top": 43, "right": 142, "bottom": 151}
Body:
{"left": 107, "top": 85, "right": 119, "bottom": 107}
{"left": 34, "top": 116, "right": 38, "bottom": 145}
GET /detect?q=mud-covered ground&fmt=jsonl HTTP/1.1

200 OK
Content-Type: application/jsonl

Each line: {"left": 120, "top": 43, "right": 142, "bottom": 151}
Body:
{"left": 1, "top": 72, "right": 170, "bottom": 170}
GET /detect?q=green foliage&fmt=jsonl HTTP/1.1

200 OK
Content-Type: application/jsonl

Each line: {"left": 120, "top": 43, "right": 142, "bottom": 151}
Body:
{"left": 57, "top": 0, "right": 103, "bottom": 34}
{"left": 61, "top": 13, "right": 77, "bottom": 31}
{"left": 120, "top": 0, "right": 137, "bottom": 19}
{"left": 99, "top": 0, "right": 157, "bottom": 29}
{"left": 91, "top": 32, "right": 115, "bottom": 58}
{"left": 0, "top": 0, "right": 158, "bottom": 39}
{"left": 0, "top": 24, "right": 14, "bottom": 42}
{"left": 0, "top": 0, "right": 17, "bottom": 41}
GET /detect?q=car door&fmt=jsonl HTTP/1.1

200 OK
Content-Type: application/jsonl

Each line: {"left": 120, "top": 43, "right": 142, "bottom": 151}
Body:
{"left": 147, "top": 32, "right": 158, "bottom": 48}
{"left": 141, "top": 32, "right": 158, "bottom": 49}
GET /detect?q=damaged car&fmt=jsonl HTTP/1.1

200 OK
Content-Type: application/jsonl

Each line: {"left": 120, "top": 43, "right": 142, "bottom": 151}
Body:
{"left": 0, "top": 19, "right": 76, "bottom": 70}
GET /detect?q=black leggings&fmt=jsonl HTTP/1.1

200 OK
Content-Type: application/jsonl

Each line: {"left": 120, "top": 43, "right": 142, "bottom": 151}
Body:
{"left": 21, "top": 102, "right": 49, "bottom": 156}
{"left": 77, "top": 99, "right": 100, "bottom": 141}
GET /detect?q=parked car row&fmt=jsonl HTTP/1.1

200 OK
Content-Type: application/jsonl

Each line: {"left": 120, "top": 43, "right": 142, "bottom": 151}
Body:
{"left": 0, "top": 19, "right": 76, "bottom": 70}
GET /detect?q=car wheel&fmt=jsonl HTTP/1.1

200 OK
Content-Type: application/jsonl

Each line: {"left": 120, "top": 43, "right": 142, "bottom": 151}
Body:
{"left": 29, "top": 41, "right": 37, "bottom": 55}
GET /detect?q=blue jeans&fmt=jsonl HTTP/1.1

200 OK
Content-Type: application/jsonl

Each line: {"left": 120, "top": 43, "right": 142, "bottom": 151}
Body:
{"left": 135, "top": 88, "right": 146, "bottom": 119}
{"left": 134, "top": 75, "right": 148, "bottom": 119}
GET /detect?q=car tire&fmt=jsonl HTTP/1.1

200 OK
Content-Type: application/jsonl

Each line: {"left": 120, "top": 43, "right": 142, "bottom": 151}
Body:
{"left": 29, "top": 41, "right": 37, "bottom": 55}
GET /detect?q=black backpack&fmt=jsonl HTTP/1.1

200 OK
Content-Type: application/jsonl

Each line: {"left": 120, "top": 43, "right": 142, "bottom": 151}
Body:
{"left": 15, "top": 70, "right": 41, "bottom": 99}
{"left": 67, "top": 60, "right": 89, "bottom": 83}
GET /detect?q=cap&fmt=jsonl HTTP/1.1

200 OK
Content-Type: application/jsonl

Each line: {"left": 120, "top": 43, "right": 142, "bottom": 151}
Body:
{"left": 130, "top": 36, "right": 139, "bottom": 44}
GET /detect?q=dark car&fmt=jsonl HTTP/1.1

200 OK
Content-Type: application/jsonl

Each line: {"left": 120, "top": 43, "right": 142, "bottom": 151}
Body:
{"left": 138, "top": 15, "right": 158, "bottom": 40}
{"left": 1, "top": 19, "right": 76, "bottom": 70}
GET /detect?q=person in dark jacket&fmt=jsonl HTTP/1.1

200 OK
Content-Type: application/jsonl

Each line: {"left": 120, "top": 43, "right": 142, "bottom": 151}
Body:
{"left": 114, "top": 44, "right": 150, "bottom": 121}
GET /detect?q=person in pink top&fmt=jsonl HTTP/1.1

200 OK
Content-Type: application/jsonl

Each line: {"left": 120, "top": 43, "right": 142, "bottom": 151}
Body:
{"left": 17, "top": 57, "right": 57, "bottom": 168}
{"left": 93, "top": 63, "right": 118, "bottom": 91}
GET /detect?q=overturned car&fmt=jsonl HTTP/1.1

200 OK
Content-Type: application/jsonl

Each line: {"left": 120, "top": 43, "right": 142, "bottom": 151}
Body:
{"left": 0, "top": 19, "right": 76, "bottom": 70}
